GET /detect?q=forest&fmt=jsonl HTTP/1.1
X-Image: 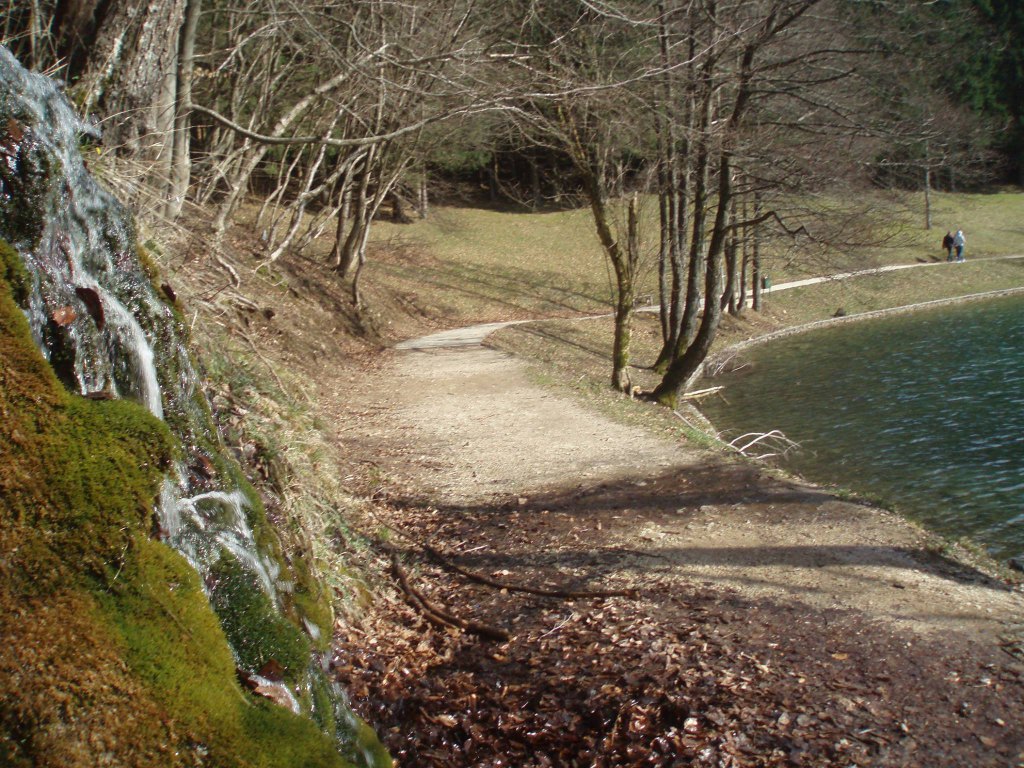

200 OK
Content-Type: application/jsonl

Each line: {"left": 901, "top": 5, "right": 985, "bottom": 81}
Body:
{"left": 3, "top": 0, "right": 1022, "bottom": 401}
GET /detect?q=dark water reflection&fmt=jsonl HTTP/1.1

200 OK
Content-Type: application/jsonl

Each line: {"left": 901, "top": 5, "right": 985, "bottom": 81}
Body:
{"left": 699, "top": 294, "right": 1024, "bottom": 560}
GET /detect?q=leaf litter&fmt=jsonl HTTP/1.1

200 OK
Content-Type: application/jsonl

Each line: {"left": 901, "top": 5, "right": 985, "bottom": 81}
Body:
{"left": 331, "top": 501, "right": 1024, "bottom": 767}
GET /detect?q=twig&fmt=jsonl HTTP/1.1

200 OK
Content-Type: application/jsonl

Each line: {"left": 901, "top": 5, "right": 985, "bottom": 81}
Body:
{"left": 238, "top": 328, "right": 290, "bottom": 396}
{"left": 728, "top": 430, "right": 800, "bottom": 460}
{"left": 680, "top": 385, "right": 723, "bottom": 401}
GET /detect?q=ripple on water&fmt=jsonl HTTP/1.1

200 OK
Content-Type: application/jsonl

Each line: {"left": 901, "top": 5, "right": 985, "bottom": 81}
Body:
{"left": 701, "top": 293, "right": 1024, "bottom": 561}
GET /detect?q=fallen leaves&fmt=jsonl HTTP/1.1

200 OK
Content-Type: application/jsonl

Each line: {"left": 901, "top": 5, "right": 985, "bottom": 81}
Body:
{"left": 328, "top": 503, "right": 1024, "bottom": 767}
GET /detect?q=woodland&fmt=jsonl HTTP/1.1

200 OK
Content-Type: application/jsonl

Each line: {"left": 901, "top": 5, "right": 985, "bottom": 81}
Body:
{"left": 3, "top": 2, "right": 1024, "bottom": 767}
{"left": 3, "top": 0, "right": 1022, "bottom": 400}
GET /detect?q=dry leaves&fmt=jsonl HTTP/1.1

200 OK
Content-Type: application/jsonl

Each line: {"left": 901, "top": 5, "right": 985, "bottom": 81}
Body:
{"left": 330, "top": 509, "right": 1024, "bottom": 767}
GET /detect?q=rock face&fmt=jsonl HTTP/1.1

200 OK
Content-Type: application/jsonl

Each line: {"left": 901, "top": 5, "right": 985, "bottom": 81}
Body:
{"left": 0, "top": 45, "right": 390, "bottom": 768}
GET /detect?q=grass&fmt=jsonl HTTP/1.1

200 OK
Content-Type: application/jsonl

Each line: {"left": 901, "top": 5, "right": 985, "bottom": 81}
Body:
{"left": 362, "top": 203, "right": 646, "bottom": 325}
{"left": 351, "top": 188, "right": 1024, "bottom": 335}
{"left": 906, "top": 189, "right": 1024, "bottom": 259}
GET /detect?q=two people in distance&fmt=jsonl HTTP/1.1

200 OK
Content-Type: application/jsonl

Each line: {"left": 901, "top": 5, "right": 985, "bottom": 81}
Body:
{"left": 942, "top": 229, "right": 966, "bottom": 262}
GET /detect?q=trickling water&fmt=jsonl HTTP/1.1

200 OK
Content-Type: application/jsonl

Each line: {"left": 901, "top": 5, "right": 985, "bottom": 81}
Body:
{"left": 176, "top": 488, "right": 282, "bottom": 601}
{"left": 0, "top": 45, "right": 386, "bottom": 765}
{"left": 0, "top": 43, "right": 254, "bottom": 598}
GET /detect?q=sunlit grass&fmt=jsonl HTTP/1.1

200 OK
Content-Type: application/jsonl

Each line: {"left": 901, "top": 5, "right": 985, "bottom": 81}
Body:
{"left": 365, "top": 205, "right": 619, "bottom": 323}
{"left": 362, "top": 189, "right": 1024, "bottom": 332}
{"left": 490, "top": 189, "right": 1024, "bottom": 403}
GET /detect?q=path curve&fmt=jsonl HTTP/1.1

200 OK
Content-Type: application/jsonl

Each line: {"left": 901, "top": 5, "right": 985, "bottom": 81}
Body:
{"left": 355, "top": 274, "right": 1024, "bottom": 640}
{"left": 397, "top": 254, "right": 1024, "bottom": 353}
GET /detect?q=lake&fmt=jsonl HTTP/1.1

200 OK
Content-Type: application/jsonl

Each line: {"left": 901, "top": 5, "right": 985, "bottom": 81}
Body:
{"left": 699, "top": 293, "right": 1024, "bottom": 561}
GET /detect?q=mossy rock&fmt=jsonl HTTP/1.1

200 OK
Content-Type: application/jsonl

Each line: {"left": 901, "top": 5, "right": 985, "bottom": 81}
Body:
{"left": 208, "top": 553, "right": 310, "bottom": 680}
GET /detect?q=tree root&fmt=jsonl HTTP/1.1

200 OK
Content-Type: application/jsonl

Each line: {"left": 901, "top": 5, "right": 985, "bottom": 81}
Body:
{"left": 390, "top": 552, "right": 510, "bottom": 642}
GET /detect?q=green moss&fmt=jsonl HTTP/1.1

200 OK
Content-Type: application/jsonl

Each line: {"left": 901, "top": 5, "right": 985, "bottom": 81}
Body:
{"left": 0, "top": 264, "right": 175, "bottom": 583}
{"left": 0, "top": 240, "right": 29, "bottom": 307}
{"left": 289, "top": 574, "right": 334, "bottom": 652}
{"left": 102, "top": 538, "right": 351, "bottom": 768}
{"left": 208, "top": 553, "right": 310, "bottom": 680}
{"left": 0, "top": 255, "right": 357, "bottom": 767}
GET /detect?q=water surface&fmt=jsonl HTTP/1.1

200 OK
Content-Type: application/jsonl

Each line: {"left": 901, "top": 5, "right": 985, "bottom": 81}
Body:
{"left": 700, "top": 294, "right": 1024, "bottom": 560}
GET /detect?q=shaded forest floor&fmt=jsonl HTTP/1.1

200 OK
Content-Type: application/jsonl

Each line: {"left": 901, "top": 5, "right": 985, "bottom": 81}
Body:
{"left": 167, "top": 208, "right": 1024, "bottom": 767}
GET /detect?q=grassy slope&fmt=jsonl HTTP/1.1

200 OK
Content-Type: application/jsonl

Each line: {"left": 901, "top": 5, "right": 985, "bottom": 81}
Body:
{"left": 362, "top": 204, "right": 632, "bottom": 327}
{"left": 342, "top": 190, "right": 1024, "bottom": 456}
{"left": 360, "top": 190, "right": 1024, "bottom": 330}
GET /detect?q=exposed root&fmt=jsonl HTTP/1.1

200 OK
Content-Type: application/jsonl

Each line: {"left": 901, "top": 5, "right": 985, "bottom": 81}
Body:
{"left": 389, "top": 552, "right": 511, "bottom": 642}
{"left": 423, "top": 544, "right": 637, "bottom": 599}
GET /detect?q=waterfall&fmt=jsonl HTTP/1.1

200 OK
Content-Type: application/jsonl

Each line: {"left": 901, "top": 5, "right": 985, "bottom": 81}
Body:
{"left": 0, "top": 45, "right": 387, "bottom": 766}
{"left": 0, "top": 42, "right": 265, "bottom": 609}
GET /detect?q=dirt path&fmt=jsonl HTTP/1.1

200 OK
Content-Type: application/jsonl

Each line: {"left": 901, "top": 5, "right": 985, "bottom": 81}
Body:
{"left": 336, "top": 327, "right": 1024, "bottom": 767}
{"left": 360, "top": 333, "right": 1023, "bottom": 639}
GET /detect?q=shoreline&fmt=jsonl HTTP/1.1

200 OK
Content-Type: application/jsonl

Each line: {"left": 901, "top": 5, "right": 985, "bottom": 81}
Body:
{"left": 713, "top": 284, "right": 1024, "bottom": 364}
{"left": 696, "top": 285, "right": 1024, "bottom": 574}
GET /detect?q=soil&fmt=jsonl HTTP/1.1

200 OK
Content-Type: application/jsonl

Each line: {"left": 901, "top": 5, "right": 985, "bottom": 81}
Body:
{"left": 172, "top": 229, "right": 1024, "bottom": 767}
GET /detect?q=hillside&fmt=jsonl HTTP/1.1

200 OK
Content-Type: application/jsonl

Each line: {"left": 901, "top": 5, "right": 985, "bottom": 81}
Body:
{"left": 154, "top": 195, "right": 1024, "bottom": 766}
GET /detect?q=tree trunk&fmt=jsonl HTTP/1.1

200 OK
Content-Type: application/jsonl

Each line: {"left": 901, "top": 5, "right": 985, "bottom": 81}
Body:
{"left": 389, "top": 190, "right": 413, "bottom": 223}
{"left": 165, "top": 0, "right": 201, "bottom": 220}
{"left": 337, "top": 151, "right": 375, "bottom": 279}
{"left": 752, "top": 192, "right": 763, "bottom": 311}
{"left": 738, "top": 193, "right": 749, "bottom": 312}
{"left": 329, "top": 177, "right": 354, "bottom": 268}
{"left": 529, "top": 154, "right": 543, "bottom": 209}
{"left": 417, "top": 172, "right": 429, "bottom": 219}
{"left": 579, "top": 161, "right": 635, "bottom": 392}
{"left": 924, "top": 167, "right": 932, "bottom": 230}
{"left": 610, "top": 195, "right": 640, "bottom": 393}
{"left": 653, "top": 157, "right": 733, "bottom": 407}
{"left": 75, "top": 0, "right": 187, "bottom": 168}
{"left": 723, "top": 192, "right": 739, "bottom": 315}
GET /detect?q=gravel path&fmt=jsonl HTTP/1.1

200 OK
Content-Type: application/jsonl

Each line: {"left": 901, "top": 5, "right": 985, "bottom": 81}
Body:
{"left": 338, "top": 322, "right": 1024, "bottom": 767}
{"left": 353, "top": 330, "right": 1024, "bottom": 641}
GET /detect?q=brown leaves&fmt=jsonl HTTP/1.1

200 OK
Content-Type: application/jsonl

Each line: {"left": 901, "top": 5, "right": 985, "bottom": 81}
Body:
{"left": 51, "top": 306, "right": 77, "bottom": 326}
{"left": 330, "top": 502, "right": 1024, "bottom": 767}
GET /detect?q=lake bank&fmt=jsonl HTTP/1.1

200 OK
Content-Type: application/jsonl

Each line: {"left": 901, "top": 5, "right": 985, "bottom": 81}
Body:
{"left": 699, "top": 291, "right": 1024, "bottom": 564}
{"left": 488, "top": 259, "right": 1024, "bottom": 579}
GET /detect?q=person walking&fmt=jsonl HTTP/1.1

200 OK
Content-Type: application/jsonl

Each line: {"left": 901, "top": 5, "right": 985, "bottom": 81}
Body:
{"left": 943, "top": 231, "right": 955, "bottom": 261}
{"left": 954, "top": 229, "right": 966, "bottom": 262}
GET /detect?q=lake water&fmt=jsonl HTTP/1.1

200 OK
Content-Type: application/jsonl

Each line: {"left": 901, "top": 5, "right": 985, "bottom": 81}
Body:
{"left": 699, "top": 293, "right": 1024, "bottom": 561}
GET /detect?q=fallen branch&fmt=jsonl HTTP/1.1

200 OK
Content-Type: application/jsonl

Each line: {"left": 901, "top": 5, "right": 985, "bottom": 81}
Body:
{"left": 214, "top": 252, "right": 241, "bottom": 287}
{"left": 423, "top": 544, "right": 637, "bottom": 599}
{"left": 680, "top": 385, "right": 724, "bottom": 401}
{"left": 727, "top": 430, "right": 800, "bottom": 460}
{"left": 390, "top": 553, "right": 510, "bottom": 642}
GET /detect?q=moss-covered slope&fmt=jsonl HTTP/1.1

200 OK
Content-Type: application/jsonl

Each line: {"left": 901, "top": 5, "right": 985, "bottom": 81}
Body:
{"left": 0, "top": 241, "right": 354, "bottom": 767}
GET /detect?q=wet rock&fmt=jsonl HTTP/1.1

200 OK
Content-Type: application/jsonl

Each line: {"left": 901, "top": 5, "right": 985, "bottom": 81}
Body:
{"left": 74, "top": 285, "right": 104, "bottom": 330}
